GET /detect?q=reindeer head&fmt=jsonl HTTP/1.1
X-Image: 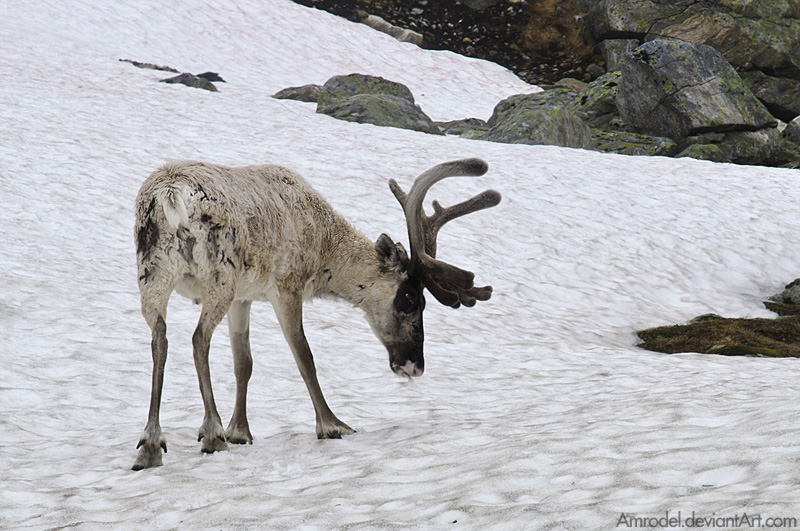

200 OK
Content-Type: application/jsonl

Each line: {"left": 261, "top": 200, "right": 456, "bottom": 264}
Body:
{"left": 365, "top": 158, "right": 501, "bottom": 378}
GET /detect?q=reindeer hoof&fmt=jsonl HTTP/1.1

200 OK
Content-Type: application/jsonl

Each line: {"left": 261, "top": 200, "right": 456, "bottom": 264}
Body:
{"left": 225, "top": 425, "right": 253, "bottom": 445}
{"left": 199, "top": 433, "right": 228, "bottom": 454}
{"left": 317, "top": 420, "right": 355, "bottom": 439}
{"left": 132, "top": 440, "right": 166, "bottom": 470}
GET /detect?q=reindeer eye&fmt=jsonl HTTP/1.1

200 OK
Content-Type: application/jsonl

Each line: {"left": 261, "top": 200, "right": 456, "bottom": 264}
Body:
{"left": 394, "top": 288, "right": 419, "bottom": 314}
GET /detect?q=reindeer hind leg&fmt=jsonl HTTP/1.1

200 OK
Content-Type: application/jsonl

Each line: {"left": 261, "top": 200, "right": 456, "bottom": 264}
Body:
{"left": 225, "top": 299, "right": 254, "bottom": 444}
{"left": 193, "top": 282, "right": 236, "bottom": 454}
{"left": 133, "top": 279, "right": 173, "bottom": 470}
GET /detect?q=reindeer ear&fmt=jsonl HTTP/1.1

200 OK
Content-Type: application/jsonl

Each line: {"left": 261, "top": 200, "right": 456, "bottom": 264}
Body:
{"left": 375, "top": 234, "right": 409, "bottom": 273}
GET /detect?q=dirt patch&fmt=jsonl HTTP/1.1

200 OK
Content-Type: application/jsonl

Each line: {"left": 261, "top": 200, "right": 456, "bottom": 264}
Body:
{"left": 292, "top": 0, "right": 601, "bottom": 86}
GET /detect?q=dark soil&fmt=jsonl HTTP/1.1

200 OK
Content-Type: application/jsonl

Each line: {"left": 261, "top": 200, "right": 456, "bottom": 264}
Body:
{"left": 291, "top": 0, "right": 602, "bottom": 86}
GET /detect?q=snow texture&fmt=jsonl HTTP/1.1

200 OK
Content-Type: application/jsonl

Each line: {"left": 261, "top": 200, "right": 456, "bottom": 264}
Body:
{"left": 2, "top": 0, "right": 800, "bottom": 529}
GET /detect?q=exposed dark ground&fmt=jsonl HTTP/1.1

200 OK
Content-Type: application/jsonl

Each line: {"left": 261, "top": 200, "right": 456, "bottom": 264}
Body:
{"left": 291, "top": 0, "right": 601, "bottom": 86}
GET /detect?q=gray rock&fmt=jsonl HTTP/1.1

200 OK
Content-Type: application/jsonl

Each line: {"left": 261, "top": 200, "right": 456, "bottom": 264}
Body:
{"left": 436, "top": 118, "right": 490, "bottom": 139}
{"left": 554, "top": 78, "right": 588, "bottom": 92}
{"left": 571, "top": 71, "right": 621, "bottom": 128}
{"left": 120, "top": 58, "right": 179, "bottom": 73}
{"left": 459, "top": 0, "right": 502, "bottom": 9}
{"left": 591, "top": 129, "right": 678, "bottom": 156}
{"left": 598, "top": 39, "right": 640, "bottom": 72}
{"left": 356, "top": 12, "right": 424, "bottom": 46}
{"left": 713, "top": 128, "right": 784, "bottom": 166}
{"left": 586, "top": 0, "right": 800, "bottom": 78}
{"left": 617, "top": 39, "right": 775, "bottom": 139}
{"left": 313, "top": 74, "right": 440, "bottom": 134}
{"left": 317, "top": 74, "right": 415, "bottom": 113}
{"left": 160, "top": 73, "right": 217, "bottom": 92}
{"left": 782, "top": 116, "right": 800, "bottom": 144}
{"left": 485, "top": 89, "right": 594, "bottom": 149}
{"left": 273, "top": 84, "right": 322, "bottom": 103}
{"left": 769, "top": 279, "right": 800, "bottom": 306}
{"left": 197, "top": 72, "right": 226, "bottom": 83}
{"left": 676, "top": 143, "right": 731, "bottom": 163}
{"left": 740, "top": 70, "right": 800, "bottom": 122}
{"left": 585, "top": 64, "right": 606, "bottom": 81}
{"left": 318, "top": 93, "right": 443, "bottom": 135}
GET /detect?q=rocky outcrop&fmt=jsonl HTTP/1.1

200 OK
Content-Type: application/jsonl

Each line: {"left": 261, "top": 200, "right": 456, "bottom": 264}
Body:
{"left": 272, "top": 38, "right": 800, "bottom": 166}
{"left": 585, "top": 0, "right": 800, "bottom": 130}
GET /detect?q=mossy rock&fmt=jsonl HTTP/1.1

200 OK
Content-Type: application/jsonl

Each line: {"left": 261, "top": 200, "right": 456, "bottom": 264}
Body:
{"left": 676, "top": 143, "right": 731, "bottom": 163}
{"left": 487, "top": 89, "right": 578, "bottom": 126}
{"left": 741, "top": 70, "right": 800, "bottom": 122}
{"left": 273, "top": 84, "right": 322, "bottom": 103}
{"left": 571, "top": 71, "right": 622, "bottom": 127}
{"left": 436, "top": 118, "right": 490, "bottom": 139}
{"left": 714, "top": 128, "right": 784, "bottom": 166}
{"left": 589, "top": 0, "right": 800, "bottom": 78}
{"left": 618, "top": 39, "right": 776, "bottom": 139}
{"left": 317, "top": 73, "right": 415, "bottom": 112}
{"left": 591, "top": 128, "right": 678, "bottom": 156}
{"left": 318, "top": 93, "right": 443, "bottom": 135}
{"left": 485, "top": 89, "right": 594, "bottom": 149}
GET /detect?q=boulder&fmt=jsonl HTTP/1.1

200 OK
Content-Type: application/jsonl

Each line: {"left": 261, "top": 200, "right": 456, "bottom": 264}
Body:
{"left": 273, "top": 84, "right": 322, "bottom": 103}
{"left": 315, "top": 74, "right": 441, "bottom": 135}
{"left": 768, "top": 279, "right": 800, "bottom": 307}
{"left": 598, "top": 39, "right": 639, "bottom": 72}
{"left": 160, "top": 73, "right": 218, "bottom": 92}
{"left": 317, "top": 74, "right": 415, "bottom": 112}
{"left": 485, "top": 89, "right": 594, "bottom": 149}
{"left": 676, "top": 144, "right": 731, "bottom": 163}
{"left": 571, "top": 71, "right": 621, "bottom": 128}
{"left": 783, "top": 116, "right": 800, "bottom": 144}
{"left": 553, "top": 78, "right": 588, "bottom": 92}
{"left": 319, "top": 93, "right": 443, "bottom": 134}
{"left": 617, "top": 39, "right": 775, "bottom": 139}
{"left": 713, "top": 128, "right": 784, "bottom": 166}
{"left": 587, "top": 1, "right": 800, "bottom": 75}
{"left": 197, "top": 72, "right": 226, "bottom": 83}
{"left": 591, "top": 129, "right": 678, "bottom": 157}
{"left": 436, "top": 118, "right": 490, "bottom": 139}
{"left": 740, "top": 71, "right": 800, "bottom": 122}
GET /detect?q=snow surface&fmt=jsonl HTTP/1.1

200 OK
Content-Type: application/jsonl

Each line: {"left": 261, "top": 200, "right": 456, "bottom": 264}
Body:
{"left": 2, "top": 0, "right": 800, "bottom": 529}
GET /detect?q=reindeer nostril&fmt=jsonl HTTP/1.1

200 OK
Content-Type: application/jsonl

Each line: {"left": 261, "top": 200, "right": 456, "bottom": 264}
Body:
{"left": 399, "top": 360, "right": 423, "bottom": 378}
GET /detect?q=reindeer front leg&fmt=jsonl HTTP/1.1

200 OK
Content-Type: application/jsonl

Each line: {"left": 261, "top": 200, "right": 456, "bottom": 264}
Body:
{"left": 274, "top": 293, "right": 355, "bottom": 438}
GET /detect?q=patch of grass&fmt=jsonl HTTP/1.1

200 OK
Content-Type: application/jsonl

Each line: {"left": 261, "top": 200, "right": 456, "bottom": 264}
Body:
{"left": 637, "top": 312, "right": 800, "bottom": 358}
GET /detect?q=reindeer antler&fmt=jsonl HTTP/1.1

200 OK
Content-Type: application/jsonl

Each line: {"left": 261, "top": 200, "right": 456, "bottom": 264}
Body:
{"left": 388, "top": 158, "right": 501, "bottom": 308}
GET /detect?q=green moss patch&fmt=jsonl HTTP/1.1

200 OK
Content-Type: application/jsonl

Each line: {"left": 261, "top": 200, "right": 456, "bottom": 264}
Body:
{"left": 637, "top": 312, "right": 800, "bottom": 358}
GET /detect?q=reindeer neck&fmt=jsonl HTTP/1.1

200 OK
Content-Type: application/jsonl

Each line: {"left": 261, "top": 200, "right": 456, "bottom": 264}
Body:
{"left": 317, "top": 230, "right": 385, "bottom": 309}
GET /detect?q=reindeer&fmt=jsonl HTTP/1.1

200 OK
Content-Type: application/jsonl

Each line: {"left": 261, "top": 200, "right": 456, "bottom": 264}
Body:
{"left": 132, "top": 158, "right": 500, "bottom": 470}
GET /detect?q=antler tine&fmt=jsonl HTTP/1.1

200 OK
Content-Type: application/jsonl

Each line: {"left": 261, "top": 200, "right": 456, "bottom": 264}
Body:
{"left": 388, "top": 158, "right": 500, "bottom": 308}
{"left": 389, "top": 158, "right": 489, "bottom": 256}
{"left": 427, "top": 189, "right": 501, "bottom": 258}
